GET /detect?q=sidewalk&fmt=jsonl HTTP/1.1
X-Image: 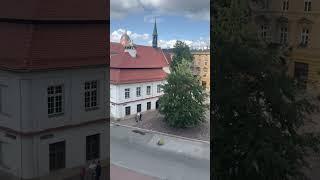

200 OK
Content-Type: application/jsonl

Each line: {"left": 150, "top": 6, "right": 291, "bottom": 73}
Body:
{"left": 111, "top": 110, "right": 210, "bottom": 141}
{"left": 110, "top": 123, "right": 210, "bottom": 161}
{"left": 110, "top": 164, "right": 159, "bottom": 180}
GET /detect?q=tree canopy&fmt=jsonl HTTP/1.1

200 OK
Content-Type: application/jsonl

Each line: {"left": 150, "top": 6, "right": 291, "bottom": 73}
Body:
{"left": 212, "top": 0, "right": 320, "bottom": 179}
{"left": 159, "top": 59, "right": 207, "bottom": 128}
{"left": 170, "top": 40, "right": 194, "bottom": 71}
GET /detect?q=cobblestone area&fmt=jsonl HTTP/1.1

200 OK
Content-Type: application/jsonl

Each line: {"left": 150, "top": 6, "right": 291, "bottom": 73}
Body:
{"left": 111, "top": 109, "right": 210, "bottom": 142}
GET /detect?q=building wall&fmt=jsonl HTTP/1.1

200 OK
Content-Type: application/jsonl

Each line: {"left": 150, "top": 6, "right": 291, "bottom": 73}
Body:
{"left": 191, "top": 51, "right": 211, "bottom": 92}
{"left": 0, "top": 122, "right": 108, "bottom": 179}
{"left": 110, "top": 80, "right": 165, "bottom": 118}
{"left": 252, "top": 0, "right": 320, "bottom": 90}
{"left": 0, "top": 67, "right": 108, "bottom": 133}
{"left": 0, "top": 67, "right": 109, "bottom": 179}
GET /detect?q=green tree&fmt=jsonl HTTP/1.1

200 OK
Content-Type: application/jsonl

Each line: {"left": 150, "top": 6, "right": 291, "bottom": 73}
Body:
{"left": 159, "top": 59, "right": 207, "bottom": 128}
{"left": 171, "top": 40, "right": 193, "bottom": 71}
{"left": 213, "top": 0, "right": 320, "bottom": 179}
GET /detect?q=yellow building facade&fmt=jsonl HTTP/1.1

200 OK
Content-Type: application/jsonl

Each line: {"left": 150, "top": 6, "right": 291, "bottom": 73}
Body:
{"left": 252, "top": 0, "right": 320, "bottom": 90}
{"left": 191, "top": 50, "right": 211, "bottom": 92}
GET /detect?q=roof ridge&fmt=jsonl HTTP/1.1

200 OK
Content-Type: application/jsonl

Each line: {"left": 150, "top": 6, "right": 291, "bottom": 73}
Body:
{"left": 160, "top": 49, "right": 169, "bottom": 65}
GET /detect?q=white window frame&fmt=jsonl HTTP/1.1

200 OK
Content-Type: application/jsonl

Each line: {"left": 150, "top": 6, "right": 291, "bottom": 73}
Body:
{"left": 84, "top": 80, "right": 99, "bottom": 110}
{"left": 301, "top": 28, "right": 309, "bottom": 47}
{"left": 0, "top": 87, "right": 2, "bottom": 114}
{"left": 146, "top": 86, "right": 151, "bottom": 95}
{"left": 157, "top": 85, "right": 161, "bottom": 93}
{"left": 47, "top": 85, "right": 64, "bottom": 116}
{"left": 124, "top": 88, "right": 130, "bottom": 99}
{"left": 260, "top": 24, "right": 270, "bottom": 41}
{"left": 280, "top": 26, "right": 288, "bottom": 44}
{"left": 136, "top": 87, "right": 141, "bottom": 97}
{"left": 304, "top": 0, "right": 312, "bottom": 12}
{"left": 282, "top": 0, "right": 289, "bottom": 11}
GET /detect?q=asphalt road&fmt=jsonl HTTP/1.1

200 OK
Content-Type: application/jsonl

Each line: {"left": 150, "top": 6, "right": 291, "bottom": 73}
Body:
{"left": 110, "top": 127, "right": 210, "bottom": 180}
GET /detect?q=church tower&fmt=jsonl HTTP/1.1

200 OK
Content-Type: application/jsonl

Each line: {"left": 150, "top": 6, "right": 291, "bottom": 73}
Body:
{"left": 152, "top": 18, "right": 158, "bottom": 48}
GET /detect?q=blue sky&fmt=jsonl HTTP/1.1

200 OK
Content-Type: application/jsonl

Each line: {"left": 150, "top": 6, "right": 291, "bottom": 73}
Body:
{"left": 110, "top": 0, "right": 210, "bottom": 49}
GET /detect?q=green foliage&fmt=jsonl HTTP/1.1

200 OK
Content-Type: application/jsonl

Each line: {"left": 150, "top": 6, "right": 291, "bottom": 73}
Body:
{"left": 170, "top": 40, "right": 194, "bottom": 71}
{"left": 159, "top": 59, "right": 207, "bottom": 128}
{"left": 213, "top": 0, "right": 320, "bottom": 180}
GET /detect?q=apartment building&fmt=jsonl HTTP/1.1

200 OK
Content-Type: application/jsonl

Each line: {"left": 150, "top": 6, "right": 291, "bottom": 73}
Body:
{"left": 251, "top": 0, "right": 320, "bottom": 90}
{"left": 191, "top": 50, "right": 211, "bottom": 92}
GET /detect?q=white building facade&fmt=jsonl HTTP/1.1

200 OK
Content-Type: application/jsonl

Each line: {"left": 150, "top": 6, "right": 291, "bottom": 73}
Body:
{"left": 0, "top": 67, "right": 109, "bottom": 180}
{"left": 110, "top": 80, "right": 165, "bottom": 119}
{"left": 110, "top": 22, "right": 171, "bottom": 119}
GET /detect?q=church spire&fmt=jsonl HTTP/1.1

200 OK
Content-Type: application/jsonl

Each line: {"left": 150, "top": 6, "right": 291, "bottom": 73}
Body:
{"left": 152, "top": 17, "right": 158, "bottom": 48}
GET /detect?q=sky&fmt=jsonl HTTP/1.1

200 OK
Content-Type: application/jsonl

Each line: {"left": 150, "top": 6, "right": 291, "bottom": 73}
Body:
{"left": 110, "top": 0, "right": 210, "bottom": 49}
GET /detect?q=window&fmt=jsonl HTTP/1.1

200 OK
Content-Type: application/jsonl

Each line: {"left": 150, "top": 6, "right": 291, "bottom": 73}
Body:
{"left": 49, "top": 141, "right": 65, "bottom": 171}
{"left": 0, "top": 87, "right": 2, "bottom": 113}
{"left": 147, "top": 102, "right": 151, "bottom": 110}
{"left": 260, "top": 25, "right": 269, "bottom": 41}
{"left": 146, "top": 86, "right": 151, "bottom": 95}
{"left": 280, "top": 26, "right": 288, "bottom": 44}
{"left": 137, "top": 104, "right": 141, "bottom": 113}
{"left": 84, "top": 81, "right": 98, "bottom": 109}
{"left": 202, "top": 81, "right": 207, "bottom": 88}
{"left": 47, "top": 85, "right": 64, "bottom": 116}
{"left": 125, "top": 88, "right": 130, "bottom": 99}
{"left": 203, "top": 67, "right": 208, "bottom": 73}
{"left": 294, "top": 62, "right": 309, "bottom": 89}
{"left": 0, "top": 142, "right": 3, "bottom": 166}
{"left": 86, "top": 134, "right": 100, "bottom": 161}
{"left": 300, "top": 28, "right": 309, "bottom": 47}
{"left": 156, "top": 101, "right": 159, "bottom": 109}
{"left": 157, "top": 85, "right": 161, "bottom": 93}
{"left": 282, "top": 0, "right": 289, "bottom": 11}
{"left": 125, "top": 106, "right": 131, "bottom": 116}
{"left": 136, "top": 87, "right": 141, "bottom": 97}
{"left": 304, "top": 0, "right": 311, "bottom": 12}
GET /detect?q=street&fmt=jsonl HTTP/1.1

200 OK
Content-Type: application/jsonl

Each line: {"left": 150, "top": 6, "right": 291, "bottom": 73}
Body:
{"left": 110, "top": 125, "right": 210, "bottom": 180}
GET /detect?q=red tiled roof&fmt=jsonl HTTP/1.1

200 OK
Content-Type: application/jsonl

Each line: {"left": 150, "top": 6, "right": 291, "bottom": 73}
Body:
{"left": 0, "top": 0, "right": 108, "bottom": 20}
{"left": 110, "top": 68, "right": 167, "bottom": 84}
{"left": 0, "top": 22, "right": 108, "bottom": 71}
{"left": 110, "top": 42, "right": 169, "bottom": 68}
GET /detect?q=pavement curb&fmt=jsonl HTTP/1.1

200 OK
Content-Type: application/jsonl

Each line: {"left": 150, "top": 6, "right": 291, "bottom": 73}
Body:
{"left": 110, "top": 122, "right": 210, "bottom": 144}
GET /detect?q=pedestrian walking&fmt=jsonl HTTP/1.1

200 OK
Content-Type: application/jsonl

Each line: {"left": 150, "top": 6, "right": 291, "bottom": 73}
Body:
{"left": 80, "top": 167, "right": 86, "bottom": 180}
{"left": 135, "top": 113, "right": 139, "bottom": 122}
{"left": 89, "top": 160, "right": 96, "bottom": 180}
{"left": 95, "top": 161, "right": 102, "bottom": 180}
{"left": 139, "top": 113, "right": 142, "bottom": 121}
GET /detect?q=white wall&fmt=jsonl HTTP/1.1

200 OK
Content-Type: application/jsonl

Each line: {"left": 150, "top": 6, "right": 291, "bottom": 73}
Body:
{"left": 110, "top": 80, "right": 165, "bottom": 118}
{"left": 0, "top": 122, "right": 108, "bottom": 179}
{"left": 0, "top": 66, "right": 109, "bottom": 179}
{"left": 0, "top": 67, "right": 109, "bottom": 132}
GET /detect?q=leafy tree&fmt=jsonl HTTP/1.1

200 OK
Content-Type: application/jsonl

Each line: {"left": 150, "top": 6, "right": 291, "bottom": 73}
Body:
{"left": 170, "top": 40, "right": 193, "bottom": 71}
{"left": 212, "top": 0, "right": 320, "bottom": 179}
{"left": 159, "top": 59, "right": 207, "bottom": 128}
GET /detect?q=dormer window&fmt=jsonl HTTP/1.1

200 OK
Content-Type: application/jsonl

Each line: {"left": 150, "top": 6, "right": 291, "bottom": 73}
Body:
{"left": 304, "top": 0, "right": 311, "bottom": 12}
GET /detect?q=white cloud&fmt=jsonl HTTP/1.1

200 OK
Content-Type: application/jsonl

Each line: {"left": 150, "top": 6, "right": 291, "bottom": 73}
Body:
{"left": 148, "top": 38, "right": 210, "bottom": 49}
{"left": 111, "top": 28, "right": 151, "bottom": 43}
{"left": 111, "top": 28, "right": 210, "bottom": 50}
{"left": 111, "top": 0, "right": 210, "bottom": 21}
